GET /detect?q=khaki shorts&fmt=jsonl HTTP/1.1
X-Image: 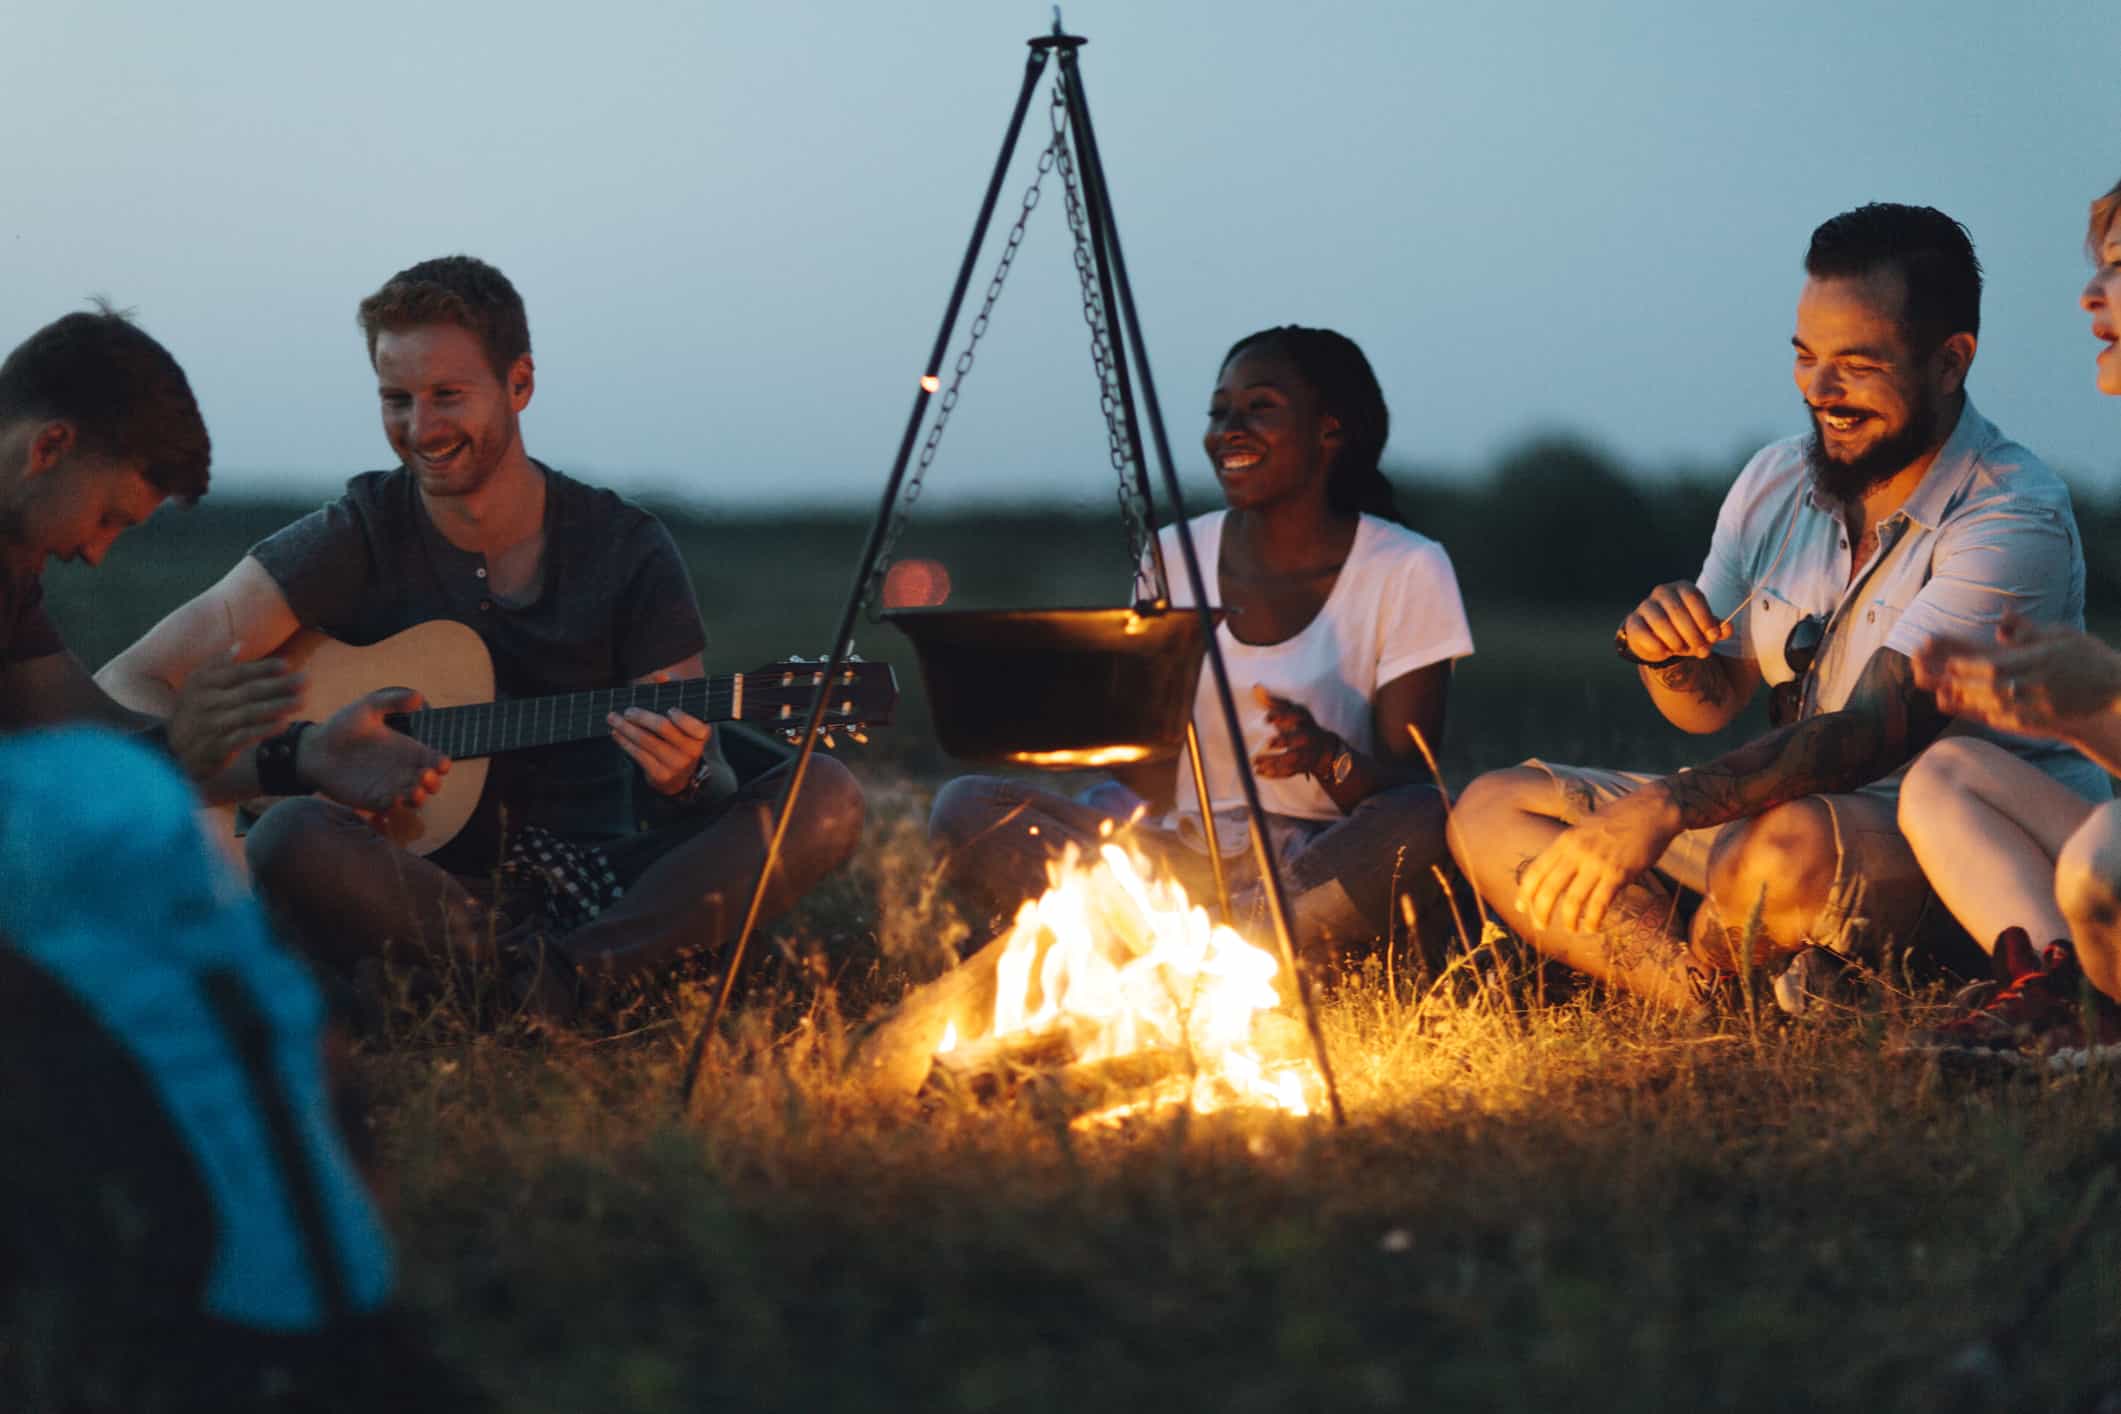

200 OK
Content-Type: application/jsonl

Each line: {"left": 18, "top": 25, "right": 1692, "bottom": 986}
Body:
{"left": 1522, "top": 758, "right": 1917, "bottom": 955}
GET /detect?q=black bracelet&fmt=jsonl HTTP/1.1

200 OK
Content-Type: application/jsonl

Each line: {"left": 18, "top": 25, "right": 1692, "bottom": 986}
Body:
{"left": 255, "top": 721, "right": 315, "bottom": 796}
{"left": 1613, "top": 627, "right": 1686, "bottom": 672}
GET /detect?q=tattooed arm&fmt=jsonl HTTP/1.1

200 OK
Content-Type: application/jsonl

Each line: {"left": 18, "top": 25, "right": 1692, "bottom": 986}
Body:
{"left": 1621, "top": 580, "right": 1761, "bottom": 733}
{"left": 1654, "top": 646, "right": 1948, "bottom": 831}
{"left": 1515, "top": 646, "right": 1945, "bottom": 935}
{"left": 1639, "top": 653, "right": 1762, "bottom": 735}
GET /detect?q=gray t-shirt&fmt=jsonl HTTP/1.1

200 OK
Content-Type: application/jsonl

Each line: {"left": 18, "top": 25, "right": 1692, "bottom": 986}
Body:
{"left": 250, "top": 464, "right": 706, "bottom": 865}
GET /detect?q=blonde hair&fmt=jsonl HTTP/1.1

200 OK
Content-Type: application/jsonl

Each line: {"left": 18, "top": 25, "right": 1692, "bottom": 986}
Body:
{"left": 2089, "top": 178, "right": 2121, "bottom": 256}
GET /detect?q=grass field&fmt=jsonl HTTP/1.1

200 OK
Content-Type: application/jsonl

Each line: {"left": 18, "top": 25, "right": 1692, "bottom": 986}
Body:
{"left": 27, "top": 501, "right": 2121, "bottom": 1411}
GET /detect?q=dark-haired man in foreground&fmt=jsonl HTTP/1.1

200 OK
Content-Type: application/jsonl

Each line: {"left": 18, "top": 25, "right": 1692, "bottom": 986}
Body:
{"left": 1450, "top": 203, "right": 2106, "bottom": 1010}
{"left": 0, "top": 307, "right": 445, "bottom": 803}
{"left": 0, "top": 309, "right": 469, "bottom": 1406}
{"left": 100, "top": 256, "right": 865, "bottom": 1006}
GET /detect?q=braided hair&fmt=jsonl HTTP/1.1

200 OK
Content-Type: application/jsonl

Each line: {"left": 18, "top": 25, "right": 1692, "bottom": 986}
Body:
{"left": 1221, "top": 325, "right": 1401, "bottom": 523}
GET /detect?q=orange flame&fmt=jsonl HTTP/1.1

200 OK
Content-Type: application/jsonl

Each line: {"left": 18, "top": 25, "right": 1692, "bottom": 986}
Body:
{"left": 950, "top": 838, "right": 1321, "bottom": 1123}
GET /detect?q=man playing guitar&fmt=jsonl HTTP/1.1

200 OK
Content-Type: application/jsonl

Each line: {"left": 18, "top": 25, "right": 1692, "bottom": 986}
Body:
{"left": 99, "top": 257, "right": 866, "bottom": 1011}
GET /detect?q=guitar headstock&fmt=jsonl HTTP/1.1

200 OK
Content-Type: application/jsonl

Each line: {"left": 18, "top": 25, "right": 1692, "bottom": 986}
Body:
{"left": 740, "top": 658, "right": 899, "bottom": 745}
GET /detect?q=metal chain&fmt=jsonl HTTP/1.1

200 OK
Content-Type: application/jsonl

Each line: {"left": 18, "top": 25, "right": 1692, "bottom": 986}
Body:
{"left": 1049, "top": 83, "right": 1158, "bottom": 593}
{"left": 864, "top": 111, "right": 1063, "bottom": 619}
{"left": 865, "top": 80, "right": 1157, "bottom": 614}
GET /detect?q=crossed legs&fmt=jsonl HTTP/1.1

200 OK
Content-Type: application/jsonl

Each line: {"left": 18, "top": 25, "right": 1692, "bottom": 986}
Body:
{"left": 1451, "top": 762, "right": 1929, "bottom": 1007}
{"left": 247, "top": 756, "right": 865, "bottom": 985}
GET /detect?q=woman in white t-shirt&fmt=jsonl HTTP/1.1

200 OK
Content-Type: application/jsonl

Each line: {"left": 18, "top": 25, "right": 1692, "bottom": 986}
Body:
{"left": 929, "top": 326, "right": 1474, "bottom": 954}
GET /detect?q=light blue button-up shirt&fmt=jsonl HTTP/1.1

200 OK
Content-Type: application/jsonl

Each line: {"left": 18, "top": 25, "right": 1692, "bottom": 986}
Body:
{"left": 1699, "top": 400, "right": 2108, "bottom": 800}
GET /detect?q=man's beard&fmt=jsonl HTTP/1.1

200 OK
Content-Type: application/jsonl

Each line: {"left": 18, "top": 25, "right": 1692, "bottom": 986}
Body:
{"left": 1804, "top": 391, "right": 1941, "bottom": 503}
{"left": 407, "top": 428, "right": 506, "bottom": 496}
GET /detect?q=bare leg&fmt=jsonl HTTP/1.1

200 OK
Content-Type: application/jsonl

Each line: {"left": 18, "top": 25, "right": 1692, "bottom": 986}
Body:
{"left": 1697, "top": 793, "right": 1929, "bottom": 969}
{"left": 2055, "top": 801, "right": 2121, "bottom": 1001}
{"left": 1451, "top": 767, "right": 1700, "bottom": 1009}
{"left": 1899, "top": 737, "right": 2095, "bottom": 951}
{"left": 1694, "top": 799, "right": 1840, "bottom": 966}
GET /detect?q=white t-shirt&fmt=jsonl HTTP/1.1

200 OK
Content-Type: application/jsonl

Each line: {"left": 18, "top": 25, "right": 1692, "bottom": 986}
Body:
{"left": 1157, "top": 511, "right": 1474, "bottom": 840}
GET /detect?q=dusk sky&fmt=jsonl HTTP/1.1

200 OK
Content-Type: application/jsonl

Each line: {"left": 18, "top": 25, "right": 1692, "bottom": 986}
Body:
{"left": 6, "top": 1, "right": 2114, "bottom": 511}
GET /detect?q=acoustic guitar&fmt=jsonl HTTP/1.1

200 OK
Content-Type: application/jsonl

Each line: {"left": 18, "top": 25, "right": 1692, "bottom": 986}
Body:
{"left": 225, "top": 618, "right": 897, "bottom": 857}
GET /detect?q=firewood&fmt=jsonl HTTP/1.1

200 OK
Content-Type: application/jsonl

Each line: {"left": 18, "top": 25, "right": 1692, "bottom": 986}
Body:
{"left": 1044, "top": 1048, "right": 1193, "bottom": 1120}
{"left": 845, "top": 929, "right": 1012, "bottom": 1096}
{"left": 925, "top": 1028, "right": 1080, "bottom": 1102}
{"left": 930, "top": 1027, "right": 1077, "bottom": 1081}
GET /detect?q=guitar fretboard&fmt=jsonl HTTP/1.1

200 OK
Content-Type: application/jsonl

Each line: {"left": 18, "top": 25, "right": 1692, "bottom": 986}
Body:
{"left": 388, "top": 676, "right": 747, "bottom": 760}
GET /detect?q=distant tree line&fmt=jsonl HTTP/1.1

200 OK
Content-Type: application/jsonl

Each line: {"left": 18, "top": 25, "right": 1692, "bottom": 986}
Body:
{"left": 1383, "top": 434, "right": 1730, "bottom": 612}
{"left": 157, "top": 431, "right": 2121, "bottom": 626}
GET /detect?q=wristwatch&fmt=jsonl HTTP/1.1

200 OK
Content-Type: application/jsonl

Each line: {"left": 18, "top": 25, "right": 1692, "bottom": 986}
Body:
{"left": 671, "top": 753, "right": 716, "bottom": 806}
{"left": 1326, "top": 742, "right": 1354, "bottom": 786}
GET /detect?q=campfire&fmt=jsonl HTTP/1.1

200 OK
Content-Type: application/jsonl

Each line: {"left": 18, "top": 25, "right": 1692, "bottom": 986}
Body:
{"left": 854, "top": 827, "right": 1324, "bottom": 1127}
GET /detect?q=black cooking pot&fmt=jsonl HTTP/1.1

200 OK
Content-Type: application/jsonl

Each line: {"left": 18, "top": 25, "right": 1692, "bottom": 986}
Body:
{"left": 884, "top": 604, "right": 1222, "bottom": 767}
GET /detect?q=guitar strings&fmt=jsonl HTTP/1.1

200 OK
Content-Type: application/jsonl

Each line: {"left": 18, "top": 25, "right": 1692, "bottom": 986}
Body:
{"left": 397, "top": 671, "right": 872, "bottom": 758}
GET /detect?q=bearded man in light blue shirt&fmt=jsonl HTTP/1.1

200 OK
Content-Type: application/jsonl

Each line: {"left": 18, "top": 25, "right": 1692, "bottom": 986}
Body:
{"left": 1451, "top": 203, "right": 2102, "bottom": 1010}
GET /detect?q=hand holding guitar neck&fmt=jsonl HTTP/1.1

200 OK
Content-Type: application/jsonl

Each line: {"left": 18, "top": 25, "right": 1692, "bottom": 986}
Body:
{"left": 608, "top": 669, "right": 713, "bottom": 796}
{"left": 298, "top": 688, "right": 450, "bottom": 812}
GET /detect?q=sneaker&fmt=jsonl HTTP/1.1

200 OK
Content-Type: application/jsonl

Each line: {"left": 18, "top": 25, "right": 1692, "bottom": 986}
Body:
{"left": 1772, "top": 946, "right": 1864, "bottom": 1018}
{"left": 1906, "top": 930, "right": 2121, "bottom": 1067}
{"left": 1928, "top": 926, "right": 2044, "bottom": 1029}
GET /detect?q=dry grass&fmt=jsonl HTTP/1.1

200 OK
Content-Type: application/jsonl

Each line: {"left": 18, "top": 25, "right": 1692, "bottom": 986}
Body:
{"left": 353, "top": 774, "right": 2121, "bottom": 1414}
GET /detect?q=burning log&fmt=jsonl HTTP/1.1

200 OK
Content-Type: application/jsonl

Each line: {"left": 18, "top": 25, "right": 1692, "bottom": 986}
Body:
{"left": 1042, "top": 1048, "right": 1192, "bottom": 1120}
{"left": 929, "top": 1027, "right": 1077, "bottom": 1086}
{"left": 845, "top": 902, "right": 1080, "bottom": 1094}
{"left": 844, "top": 929, "right": 1011, "bottom": 1096}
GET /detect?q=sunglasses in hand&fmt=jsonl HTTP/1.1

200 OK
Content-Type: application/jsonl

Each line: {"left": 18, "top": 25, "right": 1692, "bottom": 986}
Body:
{"left": 1615, "top": 611, "right": 1825, "bottom": 676}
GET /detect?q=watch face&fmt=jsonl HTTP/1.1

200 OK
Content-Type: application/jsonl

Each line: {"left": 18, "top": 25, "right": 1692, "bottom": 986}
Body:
{"left": 1331, "top": 749, "right": 1354, "bottom": 785}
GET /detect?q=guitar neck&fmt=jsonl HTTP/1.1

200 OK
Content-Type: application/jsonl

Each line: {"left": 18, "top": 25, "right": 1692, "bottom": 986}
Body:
{"left": 388, "top": 675, "right": 744, "bottom": 761}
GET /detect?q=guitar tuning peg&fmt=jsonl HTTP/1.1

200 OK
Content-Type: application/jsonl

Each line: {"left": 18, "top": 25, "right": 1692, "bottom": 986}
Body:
{"left": 821, "top": 732, "right": 837, "bottom": 749}
{"left": 847, "top": 728, "right": 869, "bottom": 745}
